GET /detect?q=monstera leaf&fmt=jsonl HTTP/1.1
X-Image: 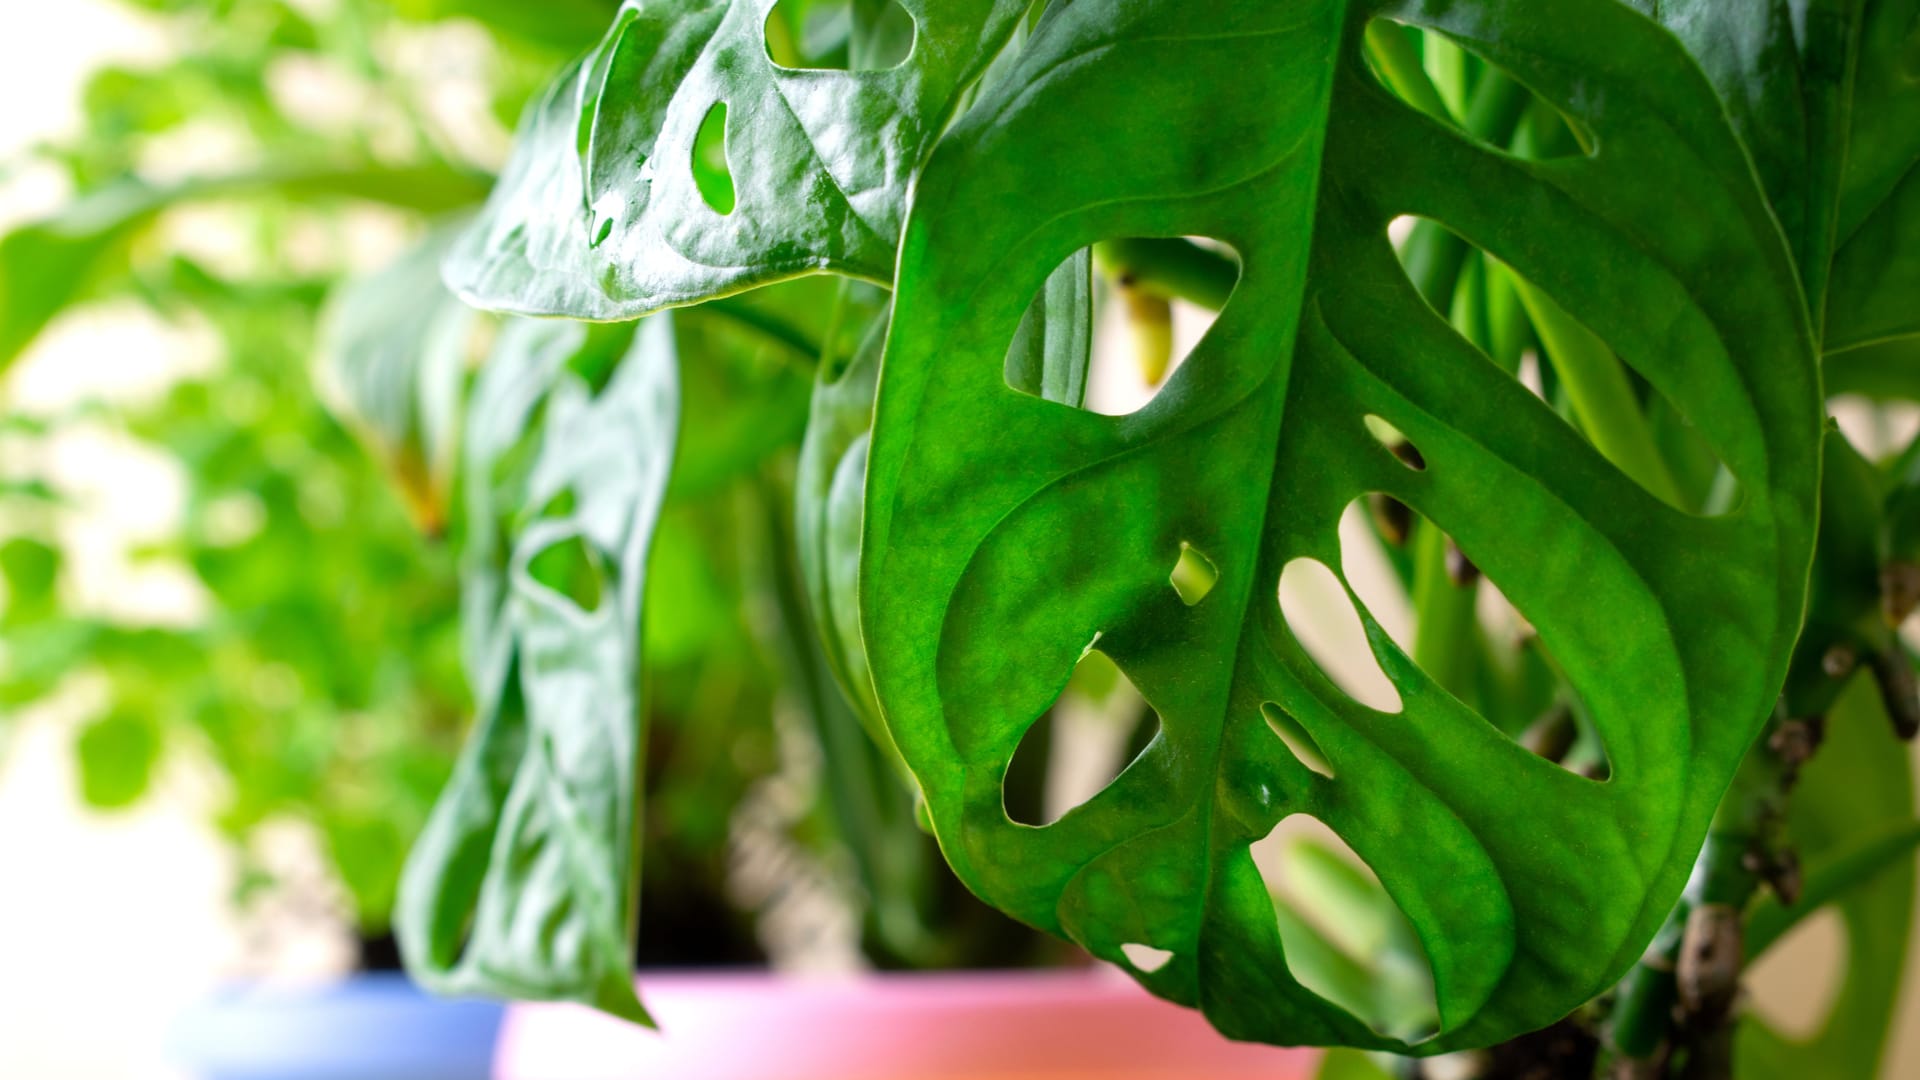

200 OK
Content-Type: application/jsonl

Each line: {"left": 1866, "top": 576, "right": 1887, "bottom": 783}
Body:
{"left": 860, "top": 0, "right": 1820, "bottom": 1054}
{"left": 396, "top": 315, "right": 678, "bottom": 1023}
{"left": 445, "top": 0, "right": 1033, "bottom": 319}
{"left": 1824, "top": 0, "right": 1920, "bottom": 352}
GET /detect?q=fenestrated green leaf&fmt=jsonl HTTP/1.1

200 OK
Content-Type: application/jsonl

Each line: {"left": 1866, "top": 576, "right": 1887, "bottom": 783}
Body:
{"left": 1736, "top": 677, "right": 1918, "bottom": 1080}
{"left": 316, "top": 223, "right": 482, "bottom": 534}
{"left": 396, "top": 314, "right": 678, "bottom": 1024}
{"left": 443, "top": 0, "right": 1033, "bottom": 319}
{"left": 861, "top": 0, "right": 1819, "bottom": 1054}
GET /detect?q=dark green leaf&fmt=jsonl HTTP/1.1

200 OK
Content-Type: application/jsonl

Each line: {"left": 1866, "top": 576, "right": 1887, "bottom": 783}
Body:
{"left": 396, "top": 315, "right": 678, "bottom": 1024}
{"left": 1648, "top": 0, "right": 1920, "bottom": 351}
{"left": 860, "top": 0, "right": 1819, "bottom": 1052}
{"left": 0, "top": 183, "right": 156, "bottom": 372}
{"left": 316, "top": 223, "right": 483, "bottom": 534}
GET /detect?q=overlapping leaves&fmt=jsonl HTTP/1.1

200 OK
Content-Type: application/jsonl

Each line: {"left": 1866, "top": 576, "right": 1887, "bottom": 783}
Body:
{"left": 859, "top": 0, "right": 1820, "bottom": 1053}
{"left": 1645, "top": 0, "right": 1920, "bottom": 352}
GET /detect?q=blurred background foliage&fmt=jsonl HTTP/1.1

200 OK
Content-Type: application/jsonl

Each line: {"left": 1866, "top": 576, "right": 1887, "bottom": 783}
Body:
{"left": 0, "top": 0, "right": 1059, "bottom": 970}
{"left": 12, "top": 11, "right": 1907, "bottom": 1070}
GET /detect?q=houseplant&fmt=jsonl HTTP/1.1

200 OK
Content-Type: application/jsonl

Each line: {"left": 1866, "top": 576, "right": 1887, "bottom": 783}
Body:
{"left": 402, "top": 0, "right": 1920, "bottom": 1075}
{"left": 6, "top": 0, "right": 1920, "bottom": 1078}
{"left": 0, "top": 0, "right": 1034, "bottom": 1074}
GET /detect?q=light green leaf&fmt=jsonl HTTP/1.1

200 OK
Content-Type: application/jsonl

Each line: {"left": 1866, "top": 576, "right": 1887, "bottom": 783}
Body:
{"left": 1736, "top": 677, "right": 1918, "bottom": 1080}
{"left": 861, "top": 0, "right": 1819, "bottom": 1053}
{"left": 444, "top": 0, "right": 1033, "bottom": 319}
{"left": 396, "top": 314, "right": 679, "bottom": 1024}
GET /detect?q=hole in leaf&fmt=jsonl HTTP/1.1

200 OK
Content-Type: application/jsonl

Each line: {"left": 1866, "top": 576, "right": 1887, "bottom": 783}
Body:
{"left": 1388, "top": 216, "right": 1740, "bottom": 517}
{"left": 1003, "top": 238, "right": 1237, "bottom": 417}
{"left": 1278, "top": 557, "right": 1402, "bottom": 714}
{"left": 1338, "top": 495, "right": 1610, "bottom": 778}
{"left": 693, "top": 101, "right": 735, "bottom": 215}
{"left": 1253, "top": 815, "right": 1439, "bottom": 1042}
{"left": 764, "top": 0, "right": 916, "bottom": 71}
{"left": 526, "top": 533, "right": 607, "bottom": 613}
{"left": 1004, "top": 647, "right": 1161, "bottom": 827}
{"left": 1170, "top": 542, "right": 1219, "bottom": 606}
{"left": 1363, "top": 19, "right": 1590, "bottom": 159}
{"left": 1363, "top": 414, "right": 1425, "bottom": 470}
{"left": 1120, "top": 942, "right": 1175, "bottom": 973}
{"left": 1261, "top": 702, "right": 1333, "bottom": 778}
{"left": 1746, "top": 904, "right": 1845, "bottom": 1041}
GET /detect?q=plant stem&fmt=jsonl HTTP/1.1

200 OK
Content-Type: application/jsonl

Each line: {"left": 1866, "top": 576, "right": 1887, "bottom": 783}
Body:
{"left": 1511, "top": 279, "right": 1687, "bottom": 509}
{"left": 1362, "top": 21, "right": 1454, "bottom": 125}
{"left": 1091, "top": 237, "right": 1237, "bottom": 311}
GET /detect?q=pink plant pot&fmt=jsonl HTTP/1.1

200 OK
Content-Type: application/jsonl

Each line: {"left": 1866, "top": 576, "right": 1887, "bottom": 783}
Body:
{"left": 494, "top": 969, "right": 1317, "bottom": 1080}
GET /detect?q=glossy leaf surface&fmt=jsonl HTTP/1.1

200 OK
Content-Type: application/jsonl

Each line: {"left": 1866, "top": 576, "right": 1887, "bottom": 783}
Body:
{"left": 396, "top": 315, "right": 678, "bottom": 1023}
{"left": 1648, "top": 0, "right": 1920, "bottom": 350}
{"left": 861, "top": 0, "right": 1820, "bottom": 1052}
{"left": 445, "top": 0, "right": 1031, "bottom": 319}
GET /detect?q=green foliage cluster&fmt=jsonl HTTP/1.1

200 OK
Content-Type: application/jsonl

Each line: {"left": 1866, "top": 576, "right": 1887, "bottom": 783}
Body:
{"left": 8, "top": 0, "right": 1920, "bottom": 1077}
{"left": 0, "top": 0, "right": 890, "bottom": 959}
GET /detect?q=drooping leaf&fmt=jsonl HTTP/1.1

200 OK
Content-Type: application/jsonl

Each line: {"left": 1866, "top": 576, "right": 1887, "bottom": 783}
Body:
{"left": 443, "top": 0, "right": 1033, "bottom": 319}
{"left": 861, "top": 0, "right": 1819, "bottom": 1054}
{"left": 1316, "top": 1048, "right": 1395, "bottom": 1080}
{"left": 315, "top": 223, "right": 482, "bottom": 534}
{"left": 1736, "top": 677, "right": 1918, "bottom": 1080}
{"left": 396, "top": 314, "right": 679, "bottom": 1024}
